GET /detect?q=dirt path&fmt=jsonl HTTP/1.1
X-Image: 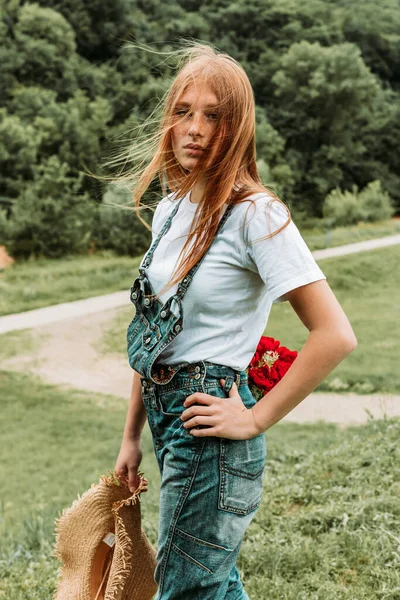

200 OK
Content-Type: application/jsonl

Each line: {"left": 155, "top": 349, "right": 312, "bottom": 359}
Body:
{"left": 2, "top": 308, "right": 399, "bottom": 427}
{"left": 2, "top": 232, "right": 400, "bottom": 336}
{"left": 1, "top": 234, "right": 400, "bottom": 426}
{"left": 2, "top": 309, "right": 133, "bottom": 400}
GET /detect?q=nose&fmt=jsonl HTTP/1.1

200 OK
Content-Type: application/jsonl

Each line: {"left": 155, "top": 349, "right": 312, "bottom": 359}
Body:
{"left": 187, "top": 112, "right": 202, "bottom": 136}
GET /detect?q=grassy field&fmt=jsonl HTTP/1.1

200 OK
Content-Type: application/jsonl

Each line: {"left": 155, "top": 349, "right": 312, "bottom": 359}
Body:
{"left": 1, "top": 219, "right": 399, "bottom": 317}
{"left": 0, "top": 329, "right": 37, "bottom": 363}
{"left": 102, "top": 244, "right": 400, "bottom": 395}
{"left": 0, "top": 251, "right": 141, "bottom": 317}
{"left": 300, "top": 217, "right": 400, "bottom": 251}
{"left": 0, "top": 369, "right": 399, "bottom": 599}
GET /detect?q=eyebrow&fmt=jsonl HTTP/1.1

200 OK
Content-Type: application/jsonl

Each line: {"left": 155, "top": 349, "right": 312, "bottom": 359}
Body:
{"left": 175, "top": 102, "right": 219, "bottom": 109}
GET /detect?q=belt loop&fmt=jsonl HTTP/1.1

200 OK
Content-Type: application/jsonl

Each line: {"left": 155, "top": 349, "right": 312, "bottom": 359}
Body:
{"left": 141, "top": 377, "right": 159, "bottom": 410}
{"left": 222, "top": 375, "right": 235, "bottom": 395}
{"left": 201, "top": 359, "right": 206, "bottom": 377}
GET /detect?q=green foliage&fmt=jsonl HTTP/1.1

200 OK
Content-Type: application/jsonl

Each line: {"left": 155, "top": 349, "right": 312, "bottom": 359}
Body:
{"left": 92, "top": 185, "right": 152, "bottom": 256}
{"left": 2, "top": 156, "right": 96, "bottom": 258}
{"left": 1, "top": 0, "right": 400, "bottom": 258}
{"left": 37, "top": 0, "right": 136, "bottom": 61}
{"left": 323, "top": 180, "right": 395, "bottom": 226}
{"left": 3, "top": 219, "right": 400, "bottom": 316}
{"left": 272, "top": 41, "right": 381, "bottom": 212}
{"left": 0, "top": 109, "right": 39, "bottom": 196}
{"left": 322, "top": 186, "right": 363, "bottom": 227}
{"left": 358, "top": 179, "right": 395, "bottom": 222}
{"left": 13, "top": 3, "right": 77, "bottom": 95}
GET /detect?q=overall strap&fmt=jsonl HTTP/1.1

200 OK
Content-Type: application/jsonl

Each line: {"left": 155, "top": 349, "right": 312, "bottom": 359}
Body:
{"left": 139, "top": 194, "right": 185, "bottom": 274}
{"left": 174, "top": 202, "right": 235, "bottom": 301}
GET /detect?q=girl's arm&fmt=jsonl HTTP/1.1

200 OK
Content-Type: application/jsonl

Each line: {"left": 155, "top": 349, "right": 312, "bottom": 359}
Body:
{"left": 251, "top": 279, "right": 357, "bottom": 434}
{"left": 122, "top": 370, "right": 148, "bottom": 440}
{"left": 115, "top": 370, "right": 148, "bottom": 492}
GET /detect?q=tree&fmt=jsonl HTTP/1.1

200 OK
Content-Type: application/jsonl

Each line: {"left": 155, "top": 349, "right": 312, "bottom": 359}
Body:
{"left": 1, "top": 156, "right": 96, "bottom": 258}
{"left": 271, "top": 41, "right": 381, "bottom": 213}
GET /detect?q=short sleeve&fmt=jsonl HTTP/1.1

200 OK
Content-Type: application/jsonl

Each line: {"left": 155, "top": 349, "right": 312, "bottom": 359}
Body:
{"left": 241, "top": 195, "right": 326, "bottom": 303}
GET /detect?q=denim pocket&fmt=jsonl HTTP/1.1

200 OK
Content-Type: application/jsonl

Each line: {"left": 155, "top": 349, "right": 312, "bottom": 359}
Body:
{"left": 127, "top": 311, "right": 144, "bottom": 344}
{"left": 142, "top": 320, "right": 161, "bottom": 351}
{"left": 158, "top": 386, "right": 203, "bottom": 417}
{"left": 157, "top": 388, "right": 184, "bottom": 416}
{"left": 218, "top": 433, "right": 267, "bottom": 515}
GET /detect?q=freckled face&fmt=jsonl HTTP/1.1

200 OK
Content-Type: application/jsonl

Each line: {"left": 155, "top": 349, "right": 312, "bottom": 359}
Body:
{"left": 171, "top": 83, "right": 220, "bottom": 171}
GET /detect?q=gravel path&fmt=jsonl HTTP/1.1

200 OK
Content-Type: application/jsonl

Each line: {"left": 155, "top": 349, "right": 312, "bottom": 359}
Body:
{"left": 1, "top": 234, "right": 399, "bottom": 426}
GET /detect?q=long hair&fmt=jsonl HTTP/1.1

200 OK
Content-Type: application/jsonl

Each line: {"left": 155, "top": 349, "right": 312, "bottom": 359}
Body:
{"left": 106, "top": 40, "right": 291, "bottom": 300}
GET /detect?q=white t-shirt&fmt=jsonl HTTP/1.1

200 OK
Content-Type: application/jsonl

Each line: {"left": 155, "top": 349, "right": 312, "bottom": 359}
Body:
{"left": 141, "top": 190, "right": 326, "bottom": 371}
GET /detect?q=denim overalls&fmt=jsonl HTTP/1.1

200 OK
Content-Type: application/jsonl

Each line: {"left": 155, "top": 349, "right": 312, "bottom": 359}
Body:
{"left": 126, "top": 196, "right": 267, "bottom": 600}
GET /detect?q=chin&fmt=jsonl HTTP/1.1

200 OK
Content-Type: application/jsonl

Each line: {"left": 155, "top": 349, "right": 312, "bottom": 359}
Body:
{"left": 180, "top": 159, "right": 198, "bottom": 171}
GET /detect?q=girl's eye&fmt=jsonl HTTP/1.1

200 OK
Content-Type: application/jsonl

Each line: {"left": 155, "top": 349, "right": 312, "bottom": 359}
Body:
{"left": 174, "top": 110, "right": 218, "bottom": 120}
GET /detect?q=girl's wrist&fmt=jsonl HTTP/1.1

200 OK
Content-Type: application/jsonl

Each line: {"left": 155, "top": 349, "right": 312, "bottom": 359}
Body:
{"left": 123, "top": 429, "right": 143, "bottom": 442}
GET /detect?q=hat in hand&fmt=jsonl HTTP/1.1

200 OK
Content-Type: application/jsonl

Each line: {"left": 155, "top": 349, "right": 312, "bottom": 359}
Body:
{"left": 53, "top": 470, "right": 158, "bottom": 600}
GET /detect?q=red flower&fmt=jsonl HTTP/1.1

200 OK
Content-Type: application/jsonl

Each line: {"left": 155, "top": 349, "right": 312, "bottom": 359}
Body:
{"left": 246, "top": 336, "right": 298, "bottom": 400}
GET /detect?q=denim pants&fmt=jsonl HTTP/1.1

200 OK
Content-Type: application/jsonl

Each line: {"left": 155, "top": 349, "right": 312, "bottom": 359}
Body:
{"left": 140, "top": 360, "right": 267, "bottom": 600}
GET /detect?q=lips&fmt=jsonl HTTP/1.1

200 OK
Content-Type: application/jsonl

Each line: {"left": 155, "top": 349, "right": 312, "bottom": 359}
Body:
{"left": 184, "top": 144, "right": 204, "bottom": 150}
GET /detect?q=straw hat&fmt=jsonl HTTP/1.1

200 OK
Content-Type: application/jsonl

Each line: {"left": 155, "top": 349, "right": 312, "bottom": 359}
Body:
{"left": 53, "top": 470, "right": 158, "bottom": 600}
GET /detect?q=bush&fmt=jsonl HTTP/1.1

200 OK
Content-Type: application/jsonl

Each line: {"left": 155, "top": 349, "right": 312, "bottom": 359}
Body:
{"left": 358, "top": 180, "right": 395, "bottom": 222}
{"left": 289, "top": 205, "right": 326, "bottom": 230}
{"left": 1, "top": 156, "right": 96, "bottom": 258}
{"left": 92, "top": 185, "right": 152, "bottom": 256}
{"left": 322, "top": 185, "right": 363, "bottom": 227}
{"left": 322, "top": 180, "right": 394, "bottom": 227}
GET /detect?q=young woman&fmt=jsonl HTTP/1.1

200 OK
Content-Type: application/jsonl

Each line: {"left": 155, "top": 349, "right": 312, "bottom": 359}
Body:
{"left": 115, "top": 42, "right": 357, "bottom": 599}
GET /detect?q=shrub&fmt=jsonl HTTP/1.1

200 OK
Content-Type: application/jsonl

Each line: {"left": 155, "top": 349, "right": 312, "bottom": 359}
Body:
{"left": 358, "top": 180, "right": 395, "bottom": 222}
{"left": 1, "top": 156, "right": 96, "bottom": 258}
{"left": 322, "top": 180, "right": 394, "bottom": 227}
{"left": 322, "top": 185, "right": 363, "bottom": 226}
{"left": 92, "top": 185, "right": 152, "bottom": 256}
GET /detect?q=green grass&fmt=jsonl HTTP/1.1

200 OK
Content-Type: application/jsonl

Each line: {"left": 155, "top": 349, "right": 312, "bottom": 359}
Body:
{"left": 0, "top": 251, "right": 141, "bottom": 317}
{"left": 301, "top": 218, "right": 400, "bottom": 251}
{"left": 267, "top": 244, "right": 400, "bottom": 395}
{"left": 1, "top": 220, "right": 399, "bottom": 317}
{"left": 0, "top": 370, "right": 399, "bottom": 599}
{"left": 102, "top": 245, "right": 400, "bottom": 395}
{"left": 0, "top": 329, "right": 37, "bottom": 362}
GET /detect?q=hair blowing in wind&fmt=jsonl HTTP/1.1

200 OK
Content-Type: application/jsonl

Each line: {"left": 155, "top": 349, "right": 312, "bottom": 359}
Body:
{"left": 105, "top": 40, "right": 291, "bottom": 301}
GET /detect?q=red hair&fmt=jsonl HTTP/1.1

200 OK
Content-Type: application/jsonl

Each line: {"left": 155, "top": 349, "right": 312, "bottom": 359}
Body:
{"left": 108, "top": 41, "right": 291, "bottom": 300}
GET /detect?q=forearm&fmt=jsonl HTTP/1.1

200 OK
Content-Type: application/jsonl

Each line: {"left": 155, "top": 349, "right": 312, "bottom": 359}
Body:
{"left": 251, "top": 329, "right": 357, "bottom": 434}
{"left": 123, "top": 370, "right": 148, "bottom": 441}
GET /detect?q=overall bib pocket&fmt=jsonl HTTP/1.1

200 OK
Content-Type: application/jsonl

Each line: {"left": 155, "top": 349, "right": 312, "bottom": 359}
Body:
{"left": 142, "top": 320, "right": 162, "bottom": 351}
{"left": 127, "top": 311, "right": 148, "bottom": 344}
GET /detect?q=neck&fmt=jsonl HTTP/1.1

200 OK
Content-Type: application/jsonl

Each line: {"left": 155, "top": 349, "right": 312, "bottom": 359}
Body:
{"left": 189, "top": 179, "right": 206, "bottom": 204}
